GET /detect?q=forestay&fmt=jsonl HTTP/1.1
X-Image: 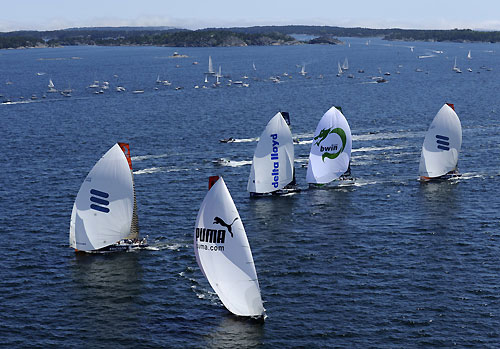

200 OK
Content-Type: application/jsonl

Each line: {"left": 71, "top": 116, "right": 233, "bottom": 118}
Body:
{"left": 247, "top": 112, "right": 294, "bottom": 193}
{"left": 69, "top": 143, "right": 136, "bottom": 251}
{"left": 306, "top": 106, "right": 352, "bottom": 184}
{"left": 195, "top": 177, "right": 264, "bottom": 317}
{"left": 419, "top": 104, "right": 462, "bottom": 178}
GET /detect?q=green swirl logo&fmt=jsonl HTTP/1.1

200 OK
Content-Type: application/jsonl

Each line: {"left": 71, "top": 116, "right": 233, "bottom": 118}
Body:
{"left": 313, "top": 127, "right": 346, "bottom": 161}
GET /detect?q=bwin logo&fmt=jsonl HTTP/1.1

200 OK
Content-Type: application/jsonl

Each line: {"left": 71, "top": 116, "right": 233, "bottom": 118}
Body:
{"left": 90, "top": 189, "right": 110, "bottom": 213}
{"left": 213, "top": 216, "right": 238, "bottom": 238}
{"left": 313, "top": 127, "right": 347, "bottom": 161}
{"left": 435, "top": 135, "right": 450, "bottom": 151}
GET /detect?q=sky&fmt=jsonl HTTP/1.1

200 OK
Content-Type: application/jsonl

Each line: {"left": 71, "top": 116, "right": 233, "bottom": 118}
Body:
{"left": 1, "top": 0, "right": 499, "bottom": 32}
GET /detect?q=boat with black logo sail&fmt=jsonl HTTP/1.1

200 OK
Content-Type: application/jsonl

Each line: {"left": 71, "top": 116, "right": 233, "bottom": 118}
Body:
{"left": 194, "top": 176, "right": 265, "bottom": 319}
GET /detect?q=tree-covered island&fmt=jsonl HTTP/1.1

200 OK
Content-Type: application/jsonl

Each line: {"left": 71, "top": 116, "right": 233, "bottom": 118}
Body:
{"left": 1, "top": 25, "right": 499, "bottom": 49}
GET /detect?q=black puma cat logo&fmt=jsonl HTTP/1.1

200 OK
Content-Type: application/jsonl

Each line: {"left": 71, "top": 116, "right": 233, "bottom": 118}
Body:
{"left": 213, "top": 216, "right": 239, "bottom": 238}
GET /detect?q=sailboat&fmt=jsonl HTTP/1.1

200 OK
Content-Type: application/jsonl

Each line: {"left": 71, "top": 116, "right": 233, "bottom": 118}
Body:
{"left": 419, "top": 103, "right": 462, "bottom": 181}
{"left": 253, "top": 62, "right": 257, "bottom": 71}
{"left": 337, "top": 62, "right": 343, "bottom": 76}
{"left": 207, "top": 56, "right": 215, "bottom": 75}
{"left": 215, "top": 65, "right": 222, "bottom": 85}
{"left": 194, "top": 176, "right": 265, "bottom": 318}
{"left": 247, "top": 112, "right": 298, "bottom": 196}
{"left": 299, "top": 64, "right": 307, "bottom": 76}
{"left": 69, "top": 143, "right": 147, "bottom": 252}
{"left": 467, "top": 50, "right": 472, "bottom": 59}
{"left": 47, "top": 79, "right": 57, "bottom": 92}
{"left": 452, "top": 57, "right": 462, "bottom": 73}
{"left": 306, "top": 106, "right": 352, "bottom": 186}
{"left": 342, "top": 57, "right": 349, "bottom": 70}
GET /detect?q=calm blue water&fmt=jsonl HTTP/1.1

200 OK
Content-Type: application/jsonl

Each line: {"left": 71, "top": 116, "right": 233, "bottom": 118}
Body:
{"left": 1, "top": 38, "right": 500, "bottom": 347}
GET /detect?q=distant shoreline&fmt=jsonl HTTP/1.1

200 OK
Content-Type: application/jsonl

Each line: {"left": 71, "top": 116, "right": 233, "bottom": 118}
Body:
{"left": 1, "top": 26, "right": 499, "bottom": 50}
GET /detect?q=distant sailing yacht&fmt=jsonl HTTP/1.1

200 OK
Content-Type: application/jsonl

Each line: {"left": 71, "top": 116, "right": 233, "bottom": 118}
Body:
{"left": 467, "top": 50, "right": 472, "bottom": 59}
{"left": 342, "top": 57, "right": 349, "bottom": 70}
{"left": 299, "top": 64, "right": 307, "bottom": 76}
{"left": 337, "top": 62, "right": 343, "bottom": 76}
{"left": 47, "top": 79, "right": 57, "bottom": 93}
{"left": 207, "top": 56, "right": 215, "bottom": 75}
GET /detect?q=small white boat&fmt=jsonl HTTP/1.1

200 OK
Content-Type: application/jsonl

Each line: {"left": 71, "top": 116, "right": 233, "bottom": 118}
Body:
{"left": 207, "top": 56, "right": 215, "bottom": 75}
{"left": 307, "top": 106, "right": 352, "bottom": 186}
{"left": 247, "top": 112, "right": 298, "bottom": 196}
{"left": 299, "top": 64, "right": 307, "bottom": 76}
{"left": 194, "top": 176, "right": 265, "bottom": 318}
{"left": 419, "top": 104, "right": 462, "bottom": 181}
{"left": 337, "top": 62, "right": 343, "bottom": 76}
{"left": 452, "top": 57, "right": 461, "bottom": 72}
{"left": 342, "top": 57, "right": 349, "bottom": 70}
{"left": 70, "top": 143, "right": 147, "bottom": 252}
{"left": 88, "top": 80, "right": 99, "bottom": 88}
{"left": 467, "top": 50, "right": 472, "bottom": 59}
{"left": 47, "top": 79, "right": 57, "bottom": 92}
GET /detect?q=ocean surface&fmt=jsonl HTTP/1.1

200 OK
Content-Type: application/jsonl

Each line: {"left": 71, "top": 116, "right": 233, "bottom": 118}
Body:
{"left": 1, "top": 37, "right": 499, "bottom": 347}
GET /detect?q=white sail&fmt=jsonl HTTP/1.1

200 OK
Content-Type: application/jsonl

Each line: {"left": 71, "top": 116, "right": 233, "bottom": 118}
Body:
{"left": 194, "top": 177, "right": 264, "bottom": 317}
{"left": 300, "top": 64, "right": 306, "bottom": 75}
{"left": 342, "top": 57, "right": 349, "bottom": 70}
{"left": 69, "top": 143, "right": 136, "bottom": 251}
{"left": 208, "top": 56, "right": 214, "bottom": 74}
{"left": 247, "top": 112, "right": 294, "bottom": 194}
{"left": 48, "top": 79, "right": 55, "bottom": 88}
{"left": 467, "top": 50, "right": 472, "bottom": 59}
{"left": 306, "top": 106, "right": 352, "bottom": 184}
{"left": 337, "top": 62, "right": 343, "bottom": 75}
{"left": 253, "top": 62, "right": 257, "bottom": 71}
{"left": 419, "top": 104, "right": 462, "bottom": 178}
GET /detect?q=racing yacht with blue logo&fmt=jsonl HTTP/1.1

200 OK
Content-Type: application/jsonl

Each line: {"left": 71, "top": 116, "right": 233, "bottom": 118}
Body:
{"left": 306, "top": 106, "right": 353, "bottom": 187}
{"left": 195, "top": 176, "right": 265, "bottom": 319}
{"left": 69, "top": 143, "right": 147, "bottom": 253}
{"left": 247, "top": 112, "right": 298, "bottom": 196}
{"left": 419, "top": 103, "right": 462, "bottom": 181}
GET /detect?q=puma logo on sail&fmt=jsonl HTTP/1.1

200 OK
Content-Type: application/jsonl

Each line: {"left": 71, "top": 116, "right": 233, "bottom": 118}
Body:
{"left": 213, "top": 216, "right": 238, "bottom": 238}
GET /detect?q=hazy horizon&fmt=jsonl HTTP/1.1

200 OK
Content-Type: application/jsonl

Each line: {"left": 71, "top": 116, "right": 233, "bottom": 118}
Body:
{"left": 1, "top": 0, "right": 499, "bottom": 33}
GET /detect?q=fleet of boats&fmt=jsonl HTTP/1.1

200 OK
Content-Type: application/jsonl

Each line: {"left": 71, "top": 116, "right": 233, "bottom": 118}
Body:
{"left": 66, "top": 98, "right": 465, "bottom": 319}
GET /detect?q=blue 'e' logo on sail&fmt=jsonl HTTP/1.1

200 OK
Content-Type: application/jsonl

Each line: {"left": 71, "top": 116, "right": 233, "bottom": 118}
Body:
{"left": 435, "top": 135, "right": 450, "bottom": 151}
{"left": 90, "top": 189, "right": 110, "bottom": 213}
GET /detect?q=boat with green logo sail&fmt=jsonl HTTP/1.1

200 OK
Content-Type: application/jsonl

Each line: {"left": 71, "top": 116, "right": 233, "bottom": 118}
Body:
{"left": 306, "top": 106, "right": 353, "bottom": 187}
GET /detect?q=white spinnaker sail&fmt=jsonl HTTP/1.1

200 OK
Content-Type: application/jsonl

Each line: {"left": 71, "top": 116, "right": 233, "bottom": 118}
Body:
{"left": 194, "top": 177, "right": 264, "bottom": 317}
{"left": 247, "top": 112, "right": 294, "bottom": 193}
{"left": 69, "top": 143, "right": 135, "bottom": 251}
{"left": 419, "top": 104, "right": 462, "bottom": 178}
{"left": 306, "top": 106, "right": 352, "bottom": 184}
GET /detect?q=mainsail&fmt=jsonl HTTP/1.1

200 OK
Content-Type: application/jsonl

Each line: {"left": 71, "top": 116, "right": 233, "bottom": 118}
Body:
{"left": 208, "top": 56, "right": 214, "bottom": 74}
{"left": 306, "top": 106, "right": 352, "bottom": 184}
{"left": 69, "top": 143, "right": 138, "bottom": 251}
{"left": 419, "top": 104, "right": 462, "bottom": 178}
{"left": 247, "top": 112, "right": 294, "bottom": 194}
{"left": 194, "top": 176, "right": 264, "bottom": 317}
